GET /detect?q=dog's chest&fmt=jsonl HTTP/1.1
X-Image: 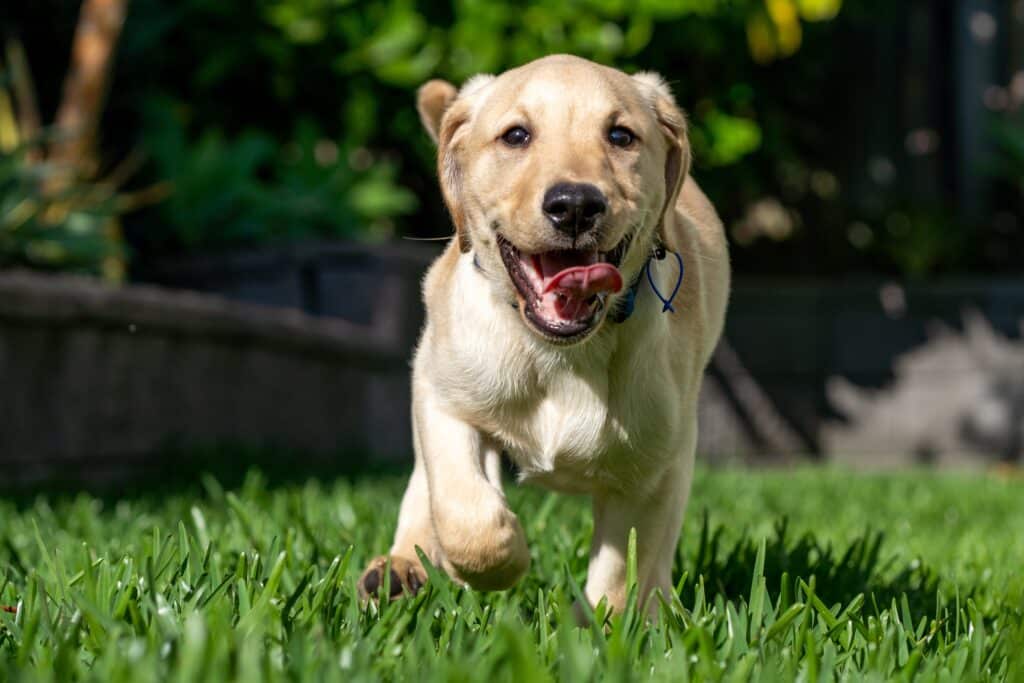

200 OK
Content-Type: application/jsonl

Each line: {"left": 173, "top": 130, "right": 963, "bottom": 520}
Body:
{"left": 519, "top": 369, "right": 614, "bottom": 462}
{"left": 450, "top": 341, "right": 676, "bottom": 492}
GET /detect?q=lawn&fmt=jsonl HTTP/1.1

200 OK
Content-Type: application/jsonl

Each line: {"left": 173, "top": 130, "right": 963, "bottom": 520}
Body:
{"left": 1, "top": 466, "right": 1022, "bottom": 681}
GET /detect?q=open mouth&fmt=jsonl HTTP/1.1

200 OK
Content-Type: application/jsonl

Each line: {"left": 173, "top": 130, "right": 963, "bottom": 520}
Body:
{"left": 498, "top": 234, "right": 630, "bottom": 341}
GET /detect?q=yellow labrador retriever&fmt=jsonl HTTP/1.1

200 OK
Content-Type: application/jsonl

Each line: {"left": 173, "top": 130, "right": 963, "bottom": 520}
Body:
{"left": 360, "top": 54, "right": 730, "bottom": 615}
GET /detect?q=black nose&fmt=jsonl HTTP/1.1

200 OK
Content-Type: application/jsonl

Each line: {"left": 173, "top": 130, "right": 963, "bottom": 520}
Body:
{"left": 542, "top": 182, "right": 607, "bottom": 236}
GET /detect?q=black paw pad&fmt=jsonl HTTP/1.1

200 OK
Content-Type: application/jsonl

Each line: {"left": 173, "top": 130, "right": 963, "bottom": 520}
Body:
{"left": 362, "top": 567, "right": 407, "bottom": 598}
{"left": 362, "top": 568, "right": 381, "bottom": 596}
{"left": 388, "top": 569, "right": 403, "bottom": 598}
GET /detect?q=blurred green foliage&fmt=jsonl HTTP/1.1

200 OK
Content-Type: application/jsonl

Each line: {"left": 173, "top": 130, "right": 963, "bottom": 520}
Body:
{"left": 0, "top": 143, "right": 123, "bottom": 276}
{"left": 114, "top": 0, "right": 841, "bottom": 255}
{"left": 142, "top": 102, "right": 416, "bottom": 249}
{"left": 0, "top": 61, "right": 125, "bottom": 279}
{"left": 993, "top": 114, "right": 1024, "bottom": 198}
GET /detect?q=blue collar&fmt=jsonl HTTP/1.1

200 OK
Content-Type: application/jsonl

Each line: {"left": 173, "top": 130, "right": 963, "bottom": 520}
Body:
{"left": 608, "top": 245, "right": 679, "bottom": 322}
{"left": 607, "top": 261, "right": 647, "bottom": 324}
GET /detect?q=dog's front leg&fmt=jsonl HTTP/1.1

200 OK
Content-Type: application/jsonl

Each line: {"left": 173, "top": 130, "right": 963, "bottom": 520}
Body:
{"left": 585, "top": 458, "right": 694, "bottom": 618}
{"left": 359, "top": 384, "right": 529, "bottom": 598}
{"left": 413, "top": 384, "right": 530, "bottom": 591}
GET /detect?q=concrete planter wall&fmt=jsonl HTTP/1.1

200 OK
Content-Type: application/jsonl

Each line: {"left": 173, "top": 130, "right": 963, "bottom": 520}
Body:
{"left": 140, "top": 241, "right": 441, "bottom": 351}
{"left": 0, "top": 265, "right": 418, "bottom": 485}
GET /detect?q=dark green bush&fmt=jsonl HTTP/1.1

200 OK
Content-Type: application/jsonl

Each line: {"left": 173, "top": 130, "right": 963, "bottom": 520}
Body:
{"left": 116, "top": 0, "right": 840, "bottom": 255}
{"left": 993, "top": 113, "right": 1024, "bottom": 200}
{"left": 140, "top": 103, "right": 416, "bottom": 249}
{"left": 0, "top": 141, "right": 124, "bottom": 277}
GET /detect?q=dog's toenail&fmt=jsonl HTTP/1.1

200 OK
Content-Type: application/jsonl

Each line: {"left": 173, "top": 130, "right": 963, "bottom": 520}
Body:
{"left": 407, "top": 568, "right": 424, "bottom": 593}
{"left": 388, "top": 569, "right": 404, "bottom": 597}
{"left": 362, "top": 570, "right": 381, "bottom": 595}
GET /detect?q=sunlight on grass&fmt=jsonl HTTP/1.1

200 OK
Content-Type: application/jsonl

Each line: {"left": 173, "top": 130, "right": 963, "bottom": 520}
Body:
{"left": 1, "top": 467, "right": 1022, "bottom": 680}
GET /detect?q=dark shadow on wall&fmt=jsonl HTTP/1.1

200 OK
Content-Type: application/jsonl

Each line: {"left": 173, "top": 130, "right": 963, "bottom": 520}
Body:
{"left": 705, "top": 280, "right": 1024, "bottom": 467}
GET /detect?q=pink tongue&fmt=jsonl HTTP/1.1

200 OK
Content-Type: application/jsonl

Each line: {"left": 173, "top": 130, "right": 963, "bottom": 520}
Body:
{"left": 542, "top": 263, "right": 623, "bottom": 297}
{"left": 542, "top": 263, "right": 623, "bottom": 321}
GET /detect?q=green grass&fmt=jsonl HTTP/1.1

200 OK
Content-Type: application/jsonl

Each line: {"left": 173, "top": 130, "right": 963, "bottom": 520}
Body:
{"left": 1, "top": 466, "right": 1022, "bottom": 681}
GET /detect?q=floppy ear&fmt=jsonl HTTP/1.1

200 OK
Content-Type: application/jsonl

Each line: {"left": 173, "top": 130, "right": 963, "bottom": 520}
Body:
{"left": 632, "top": 72, "right": 691, "bottom": 239}
{"left": 419, "top": 75, "right": 493, "bottom": 252}
{"left": 417, "top": 80, "right": 458, "bottom": 143}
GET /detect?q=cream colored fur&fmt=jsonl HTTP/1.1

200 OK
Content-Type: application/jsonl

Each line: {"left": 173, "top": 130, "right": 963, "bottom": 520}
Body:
{"left": 360, "top": 55, "right": 730, "bottom": 615}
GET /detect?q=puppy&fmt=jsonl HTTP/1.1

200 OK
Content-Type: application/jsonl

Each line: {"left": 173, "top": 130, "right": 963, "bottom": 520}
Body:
{"left": 359, "top": 54, "right": 730, "bottom": 615}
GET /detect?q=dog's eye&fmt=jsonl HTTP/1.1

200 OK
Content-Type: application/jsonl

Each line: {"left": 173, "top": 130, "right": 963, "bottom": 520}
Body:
{"left": 500, "top": 126, "right": 531, "bottom": 148}
{"left": 608, "top": 126, "right": 635, "bottom": 148}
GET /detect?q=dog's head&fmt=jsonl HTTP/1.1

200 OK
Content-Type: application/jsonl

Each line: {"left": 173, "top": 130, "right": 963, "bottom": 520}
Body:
{"left": 419, "top": 54, "right": 690, "bottom": 344}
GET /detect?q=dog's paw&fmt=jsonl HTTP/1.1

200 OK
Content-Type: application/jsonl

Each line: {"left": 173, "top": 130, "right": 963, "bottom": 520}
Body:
{"left": 437, "top": 507, "right": 530, "bottom": 591}
{"left": 358, "top": 555, "right": 427, "bottom": 601}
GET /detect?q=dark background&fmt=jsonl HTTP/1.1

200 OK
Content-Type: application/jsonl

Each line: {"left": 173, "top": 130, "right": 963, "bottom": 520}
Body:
{"left": 2, "top": 0, "right": 1022, "bottom": 280}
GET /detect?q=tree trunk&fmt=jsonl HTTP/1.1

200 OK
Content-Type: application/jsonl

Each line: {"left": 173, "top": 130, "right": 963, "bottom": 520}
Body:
{"left": 49, "top": 0, "right": 128, "bottom": 177}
